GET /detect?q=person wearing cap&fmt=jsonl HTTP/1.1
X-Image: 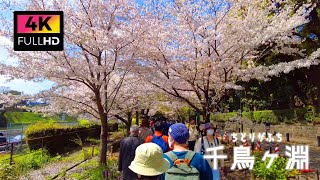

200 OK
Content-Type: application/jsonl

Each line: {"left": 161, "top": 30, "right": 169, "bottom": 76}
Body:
{"left": 195, "top": 122, "right": 224, "bottom": 179}
{"left": 118, "top": 125, "right": 144, "bottom": 180}
{"left": 161, "top": 123, "right": 213, "bottom": 180}
{"left": 129, "top": 143, "right": 170, "bottom": 180}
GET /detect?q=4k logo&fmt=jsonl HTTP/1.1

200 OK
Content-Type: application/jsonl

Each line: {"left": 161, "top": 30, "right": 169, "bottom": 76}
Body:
{"left": 14, "top": 11, "right": 64, "bottom": 51}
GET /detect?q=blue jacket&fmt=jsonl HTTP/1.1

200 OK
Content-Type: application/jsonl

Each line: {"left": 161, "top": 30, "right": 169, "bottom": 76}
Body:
{"left": 160, "top": 150, "right": 213, "bottom": 180}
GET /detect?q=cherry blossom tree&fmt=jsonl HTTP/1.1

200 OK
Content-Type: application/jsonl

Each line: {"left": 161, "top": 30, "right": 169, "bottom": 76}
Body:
{"left": 0, "top": 0, "right": 145, "bottom": 164}
{"left": 103, "top": 75, "right": 158, "bottom": 134}
{"left": 138, "top": 0, "right": 320, "bottom": 122}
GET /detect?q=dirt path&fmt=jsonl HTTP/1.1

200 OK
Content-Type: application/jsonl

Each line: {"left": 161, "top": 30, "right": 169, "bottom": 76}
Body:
{"left": 19, "top": 149, "right": 88, "bottom": 180}
{"left": 19, "top": 160, "right": 76, "bottom": 180}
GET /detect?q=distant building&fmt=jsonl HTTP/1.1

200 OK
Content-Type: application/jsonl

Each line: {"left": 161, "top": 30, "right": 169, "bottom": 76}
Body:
{"left": 22, "top": 98, "right": 49, "bottom": 107}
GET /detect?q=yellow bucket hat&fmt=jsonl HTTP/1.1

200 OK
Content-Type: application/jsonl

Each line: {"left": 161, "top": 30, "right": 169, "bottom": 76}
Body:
{"left": 129, "top": 143, "right": 170, "bottom": 176}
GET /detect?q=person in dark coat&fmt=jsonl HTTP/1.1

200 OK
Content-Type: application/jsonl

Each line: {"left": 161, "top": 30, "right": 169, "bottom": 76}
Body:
{"left": 118, "top": 125, "right": 144, "bottom": 180}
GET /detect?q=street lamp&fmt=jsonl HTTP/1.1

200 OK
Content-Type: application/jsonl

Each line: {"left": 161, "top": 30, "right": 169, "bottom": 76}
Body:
{"left": 235, "top": 91, "right": 242, "bottom": 118}
{"left": 235, "top": 91, "right": 243, "bottom": 133}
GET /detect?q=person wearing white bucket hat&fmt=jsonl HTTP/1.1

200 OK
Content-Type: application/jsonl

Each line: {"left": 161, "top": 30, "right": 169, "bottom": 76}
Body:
{"left": 129, "top": 143, "right": 170, "bottom": 180}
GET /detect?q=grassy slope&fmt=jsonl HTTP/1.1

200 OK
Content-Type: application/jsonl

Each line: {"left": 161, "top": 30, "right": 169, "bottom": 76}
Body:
{"left": 4, "top": 112, "right": 78, "bottom": 124}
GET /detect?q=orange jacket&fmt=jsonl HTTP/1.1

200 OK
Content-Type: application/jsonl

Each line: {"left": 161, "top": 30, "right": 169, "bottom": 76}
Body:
{"left": 145, "top": 131, "right": 173, "bottom": 151}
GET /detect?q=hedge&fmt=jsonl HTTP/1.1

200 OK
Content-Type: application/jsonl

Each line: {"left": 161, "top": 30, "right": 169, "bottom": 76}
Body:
{"left": 25, "top": 122, "right": 100, "bottom": 155}
{"left": 211, "top": 106, "right": 320, "bottom": 124}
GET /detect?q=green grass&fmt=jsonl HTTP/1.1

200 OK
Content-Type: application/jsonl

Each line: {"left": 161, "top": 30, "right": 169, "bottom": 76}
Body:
{"left": 0, "top": 140, "right": 101, "bottom": 178}
{"left": 4, "top": 112, "right": 78, "bottom": 124}
{"left": 67, "top": 154, "right": 119, "bottom": 180}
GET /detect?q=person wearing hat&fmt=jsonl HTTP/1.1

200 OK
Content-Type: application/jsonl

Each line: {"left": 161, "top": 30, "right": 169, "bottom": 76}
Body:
{"left": 195, "top": 123, "right": 225, "bottom": 179}
{"left": 118, "top": 125, "right": 144, "bottom": 180}
{"left": 161, "top": 123, "right": 213, "bottom": 180}
{"left": 129, "top": 143, "right": 170, "bottom": 180}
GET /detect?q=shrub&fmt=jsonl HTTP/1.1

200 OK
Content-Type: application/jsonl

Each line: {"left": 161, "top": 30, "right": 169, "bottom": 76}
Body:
{"left": 252, "top": 151, "right": 300, "bottom": 179}
{"left": 242, "top": 111, "right": 253, "bottom": 120}
{"left": 25, "top": 122, "right": 100, "bottom": 154}
{"left": 78, "top": 119, "right": 96, "bottom": 127}
{"left": 14, "top": 149, "right": 51, "bottom": 172}
{"left": 107, "top": 120, "right": 119, "bottom": 132}
{"left": 106, "top": 156, "right": 121, "bottom": 180}
{"left": 211, "top": 112, "right": 238, "bottom": 122}
{"left": 68, "top": 156, "right": 119, "bottom": 180}
{"left": 110, "top": 131, "right": 126, "bottom": 141}
{"left": 252, "top": 110, "right": 278, "bottom": 124}
{"left": 273, "top": 109, "right": 296, "bottom": 124}
{"left": 0, "top": 163, "right": 19, "bottom": 180}
{"left": 216, "top": 106, "right": 320, "bottom": 124}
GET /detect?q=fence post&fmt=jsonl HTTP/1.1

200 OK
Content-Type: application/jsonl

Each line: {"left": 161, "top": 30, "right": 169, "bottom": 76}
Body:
{"left": 10, "top": 143, "right": 14, "bottom": 165}
{"left": 251, "top": 142, "right": 255, "bottom": 151}
{"left": 265, "top": 130, "right": 268, "bottom": 138}
{"left": 269, "top": 146, "right": 272, "bottom": 153}
{"left": 238, "top": 128, "right": 241, "bottom": 133}
{"left": 317, "top": 136, "right": 320, "bottom": 147}
{"left": 286, "top": 133, "right": 290, "bottom": 142}
{"left": 92, "top": 145, "right": 95, "bottom": 157}
{"left": 241, "top": 124, "right": 243, "bottom": 133}
{"left": 41, "top": 137, "right": 44, "bottom": 164}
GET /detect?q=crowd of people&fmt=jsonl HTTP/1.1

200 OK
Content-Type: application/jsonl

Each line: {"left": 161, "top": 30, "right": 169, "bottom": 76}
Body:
{"left": 118, "top": 116, "right": 224, "bottom": 180}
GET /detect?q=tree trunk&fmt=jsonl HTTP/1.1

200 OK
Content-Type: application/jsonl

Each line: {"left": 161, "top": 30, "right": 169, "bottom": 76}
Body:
{"left": 126, "top": 112, "right": 132, "bottom": 135}
{"left": 202, "top": 109, "right": 210, "bottom": 123}
{"left": 99, "top": 113, "right": 108, "bottom": 165}
{"left": 317, "top": 88, "right": 320, "bottom": 108}
{"left": 135, "top": 111, "right": 139, "bottom": 125}
{"left": 95, "top": 91, "right": 108, "bottom": 165}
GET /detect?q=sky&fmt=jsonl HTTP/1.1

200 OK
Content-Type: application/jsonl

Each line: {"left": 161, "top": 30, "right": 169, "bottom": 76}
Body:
{"left": 0, "top": 38, "right": 54, "bottom": 95}
{"left": 0, "top": 3, "right": 54, "bottom": 95}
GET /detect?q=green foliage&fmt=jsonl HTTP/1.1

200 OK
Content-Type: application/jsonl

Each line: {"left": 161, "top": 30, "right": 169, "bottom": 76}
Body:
{"left": 242, "top": 111, "right": 253, "bottom": 120}
{"left": 25, "top": 122, "right": 100, "bottom": 154}
{"left": 25, "top": 122, "right": 64, "bottom": 136}
{"left": 110, "top": 131, "right": 126, "bottom": 141}
{"left": 252, "top": 110, "right": 278, "bottom": 124}
{"left": 252, "top": 151, "right": 300, "bottom": 179}
{"left": 14, "top": 149, "right": 51, "bottom": 172}
{"left": 106, "top": 156, "right": 121, "bottom": 180}
{"left": 72, "top": 134, "right": 90, "bottom": 160}
{"left": 78, "top": 119, "right": 97, "bottom": 127}
{"left": 211, "top": 112, "right": 238, "bottom": 122}
{"left": 107, "top": 120, "right": 119, "bottom": 132}
{"left": 216, "top": 106, "right": 320, "bottom": 124}
{"left": 68, "top": 156, "right": 119, "bottom": 180}
{"left": 4, "top": 112, "right": 77, "bottom": 124}
{"left": 85, "top": 138, "right": 100, "bottom": 145}
{"left": 131, "top": 117, "right": 141, "bottom": 126}
{"left": 0, "top": 163, "right": 19, "bottom": 180}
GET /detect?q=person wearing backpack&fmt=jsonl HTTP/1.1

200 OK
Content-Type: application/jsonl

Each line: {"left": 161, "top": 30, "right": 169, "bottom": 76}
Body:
{"left": 145, "top": 121, "right": 169, "bottom": 153}
{"left": 195, "top": 123, "right": 225, "bottom": 180}
{"left": 160, "top": 123, "right": 213, "bottom": 180}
